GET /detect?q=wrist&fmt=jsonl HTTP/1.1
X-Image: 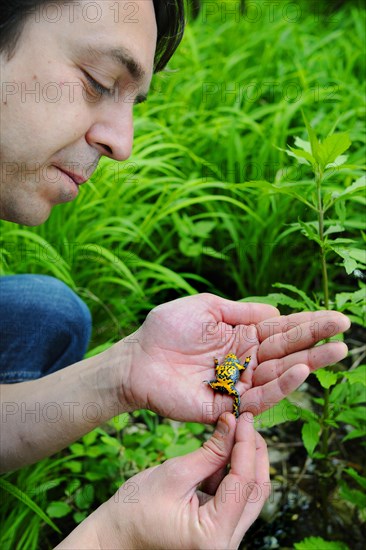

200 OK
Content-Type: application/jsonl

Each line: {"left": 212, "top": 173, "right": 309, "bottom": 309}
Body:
{"left": 54, "top": 506, "right": 103, "bottom": 549}
{"left": 100, "top": 332, "right": 139, "bottom": 416}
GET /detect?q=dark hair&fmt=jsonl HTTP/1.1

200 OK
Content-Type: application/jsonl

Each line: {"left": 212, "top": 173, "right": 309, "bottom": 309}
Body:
{"left": 0, "top": 0, "right": 185, "bottom": 72}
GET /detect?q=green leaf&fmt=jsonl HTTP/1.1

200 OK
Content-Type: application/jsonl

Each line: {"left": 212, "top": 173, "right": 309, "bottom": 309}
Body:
{"left": 323, "top": 224, "right": 344, "bottom": 236}
{"left": 69, "top": 443, "right": 84, "bottom": 456}
{"left": 297, "top": 220, "right": 323, "bottom": 246}
{"left": 73, "top": 511, "right": 88, "bottom": 524}
{"left": 336, "top": 407, "right": 366, "bottom": 426}
{"left": 107, "top": 413, "right": 131, "bottom": 432}
{"left": 344, "top": 467, "right": 366, "bottom": 490}
{"left": 342, "top": 428, "right": 366, "bottom": 442}
{"left": 315, "top": 369, "right": 338, "bottom": 389}
{"left": 241, "top": 294, "right": 301, "bottom": 308}
{"left": 339, "top": 480, "right": 366, "bottom": 510}
{"left": 0, "top": 477, "right": 61, "bottom": 534}
{"left": 75, "top": 484, "right": 94, "bottom": 510}
{"left": 294, "top": 536, "right": 349, "bottom": 550}
{"left": 326, "top": 154, "right": 348, "bottom": 168}
{"left": 302, "top": 420, "right": 321, "bottom": 455}
{"left": 185, "top": 422, "right": 205, "bottom": 435}
{"left": 331, "top": 175, "right": 366, "bottom": 202}
{"left": 272, "top": 282, "right": 317, "bottom": 309}
{"left": 255, "top": 399, "right": 301, "bottom": 429}
{"left": 64, "top": 460, "right": 83, "bottom": 473}
{"left": 46, "top": 501, "right": 72, "bottom": 519}
{"left": 294, "top": 136, "right": 312, "bottom": 153}
{"left": 100, "top": 435, "right": 122, "bottom": 449}
{"left": 164, "top": 438, "right": 201, "bottom": 458}
{"left": 301, "top": 111, "right": 321, "bottom": 164}
{"left": 82, "top": 430, "right": 98, "bottom": 447}
{"left": 318, "top": 132, "right": 351, "bottom": 169}
{"left": 330, "top": 245, "right": 366, "bottom": 274}
{"left": 343, "top": 365, "right": 366, "bottom": 386}
{"left": 287, "top": 147, "right": 314, "bottom": 166}
{"left": 335, "top": 289, "right": 365, "bottom": 310}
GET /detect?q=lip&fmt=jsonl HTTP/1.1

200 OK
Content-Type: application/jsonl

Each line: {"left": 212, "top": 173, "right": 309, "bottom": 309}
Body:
{"left": 54, "top": 166, "right": 88, "bottom": 185}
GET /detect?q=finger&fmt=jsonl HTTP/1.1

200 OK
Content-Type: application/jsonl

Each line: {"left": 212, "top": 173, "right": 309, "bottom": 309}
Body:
{"left": 256, "top": 311, "right": 350, "bottom": 344}
{"left": 206, "top": 413, "right": 258, "bottom": 535}
{"left": 254, "top": 341, "right": 348, "bottom": 386}
{"left": 258, "top": 314, "right": 350, "bottom": 363}
{"left": 231, "top": 432, "right": 271, "bottom": 545}
{"left": 201, "top": 293, "right": 280, "bottom": 326}
{"left": 165, "top": 412, "right": 236, "bottom": 494}
{"left": 241, "top": 364, "right": 310, "bottom": 415}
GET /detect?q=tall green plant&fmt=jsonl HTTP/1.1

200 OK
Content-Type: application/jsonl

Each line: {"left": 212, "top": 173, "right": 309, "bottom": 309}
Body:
{"left": 280, "top": 113, "right": 365, "bottom": 532}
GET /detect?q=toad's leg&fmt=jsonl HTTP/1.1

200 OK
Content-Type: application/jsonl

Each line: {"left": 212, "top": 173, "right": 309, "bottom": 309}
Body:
{"left": 205, "top": 380, "right": 228, "bottom": 394}
{"left": 227, "top": 385, "right": 241, "bottom": 418}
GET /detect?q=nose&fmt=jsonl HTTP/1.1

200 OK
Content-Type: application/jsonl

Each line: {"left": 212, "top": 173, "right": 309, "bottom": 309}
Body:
{"left": 85, "top": 104, "right": 134, "bottom": 161}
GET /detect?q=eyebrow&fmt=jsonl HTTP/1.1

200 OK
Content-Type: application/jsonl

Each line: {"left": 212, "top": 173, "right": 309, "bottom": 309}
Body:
{"left": 85, "top": 44, "right": 149, "bottom": 104}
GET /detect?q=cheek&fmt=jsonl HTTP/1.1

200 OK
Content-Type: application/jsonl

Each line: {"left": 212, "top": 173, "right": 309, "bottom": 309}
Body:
{"left": 4, "top": 79, "right": 90, "bottom": 162}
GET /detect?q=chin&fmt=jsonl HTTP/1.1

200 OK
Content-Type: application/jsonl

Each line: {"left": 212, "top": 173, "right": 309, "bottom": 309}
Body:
{"left": 1, "top": 205, "right": 51, "bottom": 226}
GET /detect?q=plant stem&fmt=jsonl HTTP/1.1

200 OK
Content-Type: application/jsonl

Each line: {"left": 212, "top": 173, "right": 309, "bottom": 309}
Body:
{"left": 315, "top": 168, "right": 331, "bottom": 461}
{"left": 315, "top": 166, "right": 331, "bottom": 533}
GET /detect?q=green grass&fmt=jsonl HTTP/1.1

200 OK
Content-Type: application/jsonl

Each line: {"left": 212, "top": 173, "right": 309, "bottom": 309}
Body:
{"left": 1, "top": 0, "right": 365, "bottom": 547}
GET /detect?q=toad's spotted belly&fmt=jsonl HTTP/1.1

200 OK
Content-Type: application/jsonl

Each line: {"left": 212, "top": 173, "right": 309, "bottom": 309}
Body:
{"left": 204, "top": 353, "right": 251, "bottom": 418}
{"left": 216, "top": 363, "right": 240, "bottom": 383}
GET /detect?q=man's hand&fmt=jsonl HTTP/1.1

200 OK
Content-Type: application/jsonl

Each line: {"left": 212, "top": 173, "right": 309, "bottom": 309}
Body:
{"left": 119, "top": 293, "right": 350, "bottom": 422}
{"left": 55, "top": 412, "right": 270, "bottom": 550}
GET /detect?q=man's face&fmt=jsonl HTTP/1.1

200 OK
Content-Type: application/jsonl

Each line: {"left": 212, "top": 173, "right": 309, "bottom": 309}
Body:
{"left": 0, "top": 0, "right": 156, "bottom": 225}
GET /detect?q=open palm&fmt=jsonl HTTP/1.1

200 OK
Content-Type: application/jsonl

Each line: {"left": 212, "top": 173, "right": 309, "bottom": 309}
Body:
{"left": 127, "top": 293, "right": 350, "bottom": 422}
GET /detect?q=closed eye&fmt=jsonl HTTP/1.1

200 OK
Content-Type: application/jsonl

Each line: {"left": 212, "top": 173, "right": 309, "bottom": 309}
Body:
{"left": 83, "top": 70, "right": 114, "bottom": 97}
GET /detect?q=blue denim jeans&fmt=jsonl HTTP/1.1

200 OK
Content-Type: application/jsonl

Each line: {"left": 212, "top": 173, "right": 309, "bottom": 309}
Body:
{"left": 0, "top": 275, "right": 92, "bottom": 383}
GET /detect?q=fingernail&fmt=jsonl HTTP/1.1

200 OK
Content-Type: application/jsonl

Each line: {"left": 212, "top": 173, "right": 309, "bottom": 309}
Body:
{"left": 216, "top": 415, "right": 229, "bottom": 435}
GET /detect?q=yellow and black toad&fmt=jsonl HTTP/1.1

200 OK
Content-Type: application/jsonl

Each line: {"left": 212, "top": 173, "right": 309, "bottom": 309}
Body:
{"left": 204, "top": 353, "right": 251, "bottom": 418}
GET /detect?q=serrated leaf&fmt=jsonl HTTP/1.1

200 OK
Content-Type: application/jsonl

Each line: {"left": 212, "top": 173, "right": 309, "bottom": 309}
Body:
{"left": 315, "top": 369, "right": 338, "bottom": 389}
{"left": 265, "top": 292, "right": 304, "bottom": 309}
{"left": 272, "top": 282, "right": 317, "bottom": 309}
{"left": 241, "top": 294, "right": 289, "bottom": 307}
{"left": 294, "top": 536, "right": 349, "bottom": 550}
{"left": 302, "top": 420, "right": 321, "bottom": 455}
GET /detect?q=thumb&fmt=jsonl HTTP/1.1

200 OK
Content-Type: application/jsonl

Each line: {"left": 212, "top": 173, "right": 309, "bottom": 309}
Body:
{"left": 166, "top": 412, "right": 236, "bottom": 493}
